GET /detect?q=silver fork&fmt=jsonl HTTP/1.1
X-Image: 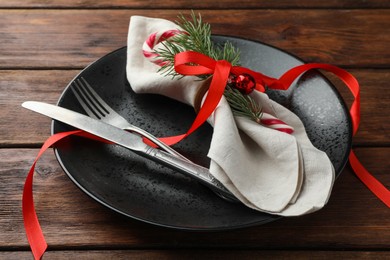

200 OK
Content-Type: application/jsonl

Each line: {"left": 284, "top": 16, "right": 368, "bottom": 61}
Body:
{"left": 70, "top": 77, "right": 239, "bottom": 203}
{"left": 70, "top": 77, "right": 189, "bottom": 161}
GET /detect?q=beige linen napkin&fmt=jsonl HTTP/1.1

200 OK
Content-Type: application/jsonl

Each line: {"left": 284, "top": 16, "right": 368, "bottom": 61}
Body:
{"left": 126, "top": 16, "right": 335, "bottom": 216}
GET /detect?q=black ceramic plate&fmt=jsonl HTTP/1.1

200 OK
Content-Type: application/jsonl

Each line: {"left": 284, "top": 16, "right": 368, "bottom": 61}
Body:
{"left": 52, "top": 36, "right": 352, "bottom": 230}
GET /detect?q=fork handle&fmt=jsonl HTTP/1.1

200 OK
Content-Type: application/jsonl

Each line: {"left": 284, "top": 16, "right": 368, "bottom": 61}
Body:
{"left": 143, "top": 146, "right": 239, "bottom": 202}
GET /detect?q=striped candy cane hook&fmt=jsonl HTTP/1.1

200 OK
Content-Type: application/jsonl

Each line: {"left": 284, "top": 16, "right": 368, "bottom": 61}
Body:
{"left": 142, "top": 29, "right": 182, "bottom": 66}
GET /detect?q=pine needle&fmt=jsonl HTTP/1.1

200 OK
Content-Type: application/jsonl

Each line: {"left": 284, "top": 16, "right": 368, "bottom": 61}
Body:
{"left": 224, "top": 86, "right": 262, "bottom": 123}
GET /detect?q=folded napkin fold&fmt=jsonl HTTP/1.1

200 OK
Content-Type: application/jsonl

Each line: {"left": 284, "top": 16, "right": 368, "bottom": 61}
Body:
{"left": 126, "top": 16, "right": 335, "bottom": 216}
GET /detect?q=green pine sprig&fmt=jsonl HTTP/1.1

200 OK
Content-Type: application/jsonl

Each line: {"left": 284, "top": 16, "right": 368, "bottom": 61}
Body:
{"left": 224, "top": 86, "right": 262, "bottom": 123}
{"left": 154, "top": 12, "right": 262, "bottom": 124}
{"left": 156, "top": 12, "right": 240, "bottom": 78}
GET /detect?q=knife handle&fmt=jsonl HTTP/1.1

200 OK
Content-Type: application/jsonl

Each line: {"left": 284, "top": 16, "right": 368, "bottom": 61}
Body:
{"left": 144, "top": 147, "right": 239, "bottom": 202}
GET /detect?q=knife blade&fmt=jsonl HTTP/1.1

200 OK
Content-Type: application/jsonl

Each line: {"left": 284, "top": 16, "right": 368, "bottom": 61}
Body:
{"left": 22, "top": 101, "right": 238, "bottom": 202}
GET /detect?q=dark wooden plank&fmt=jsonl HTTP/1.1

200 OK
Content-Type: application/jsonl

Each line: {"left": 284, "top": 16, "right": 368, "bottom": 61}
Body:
{"left": 0, "top": 0, "right": 389, "bottom": 9}
{"left": 1, "top": 250, "right": 390, "bottom": 260}
{"left": 1, "top": 147, "right": 389, "bottom": 249}
{"left": 0, "top": 9, "right": 389, "bottom": 68}
{"left": 1, "top": 69, "right": 388, "bottom": 147}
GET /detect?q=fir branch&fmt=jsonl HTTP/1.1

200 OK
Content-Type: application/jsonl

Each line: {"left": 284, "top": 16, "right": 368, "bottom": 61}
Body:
{"left": 224, "top": 86, "right": 262, "bottom": 123}
{"left": 153, "top": 12, "right": 262, "bottom": 124}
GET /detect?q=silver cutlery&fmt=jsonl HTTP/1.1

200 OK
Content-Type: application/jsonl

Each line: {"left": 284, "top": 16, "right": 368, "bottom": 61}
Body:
{"left": 22, "top": 101, "right": 239, "bottom": 203}
{"left": 70, "top": 77, "right": 189, "bottom": 161}
{"left": 70, "top": 77, "right": 239, "bottom": 203}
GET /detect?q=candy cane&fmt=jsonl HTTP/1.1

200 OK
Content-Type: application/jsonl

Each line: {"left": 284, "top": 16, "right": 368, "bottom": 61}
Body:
{"left": 261, "top": 113, "right": 294, "bottom": 134}
{"left": 142, "top": 29, "right": 182, "bottom": 66}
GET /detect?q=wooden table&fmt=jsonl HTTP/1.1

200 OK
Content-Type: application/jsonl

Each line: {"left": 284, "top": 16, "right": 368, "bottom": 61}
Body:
{"left": 1, "top": 1, "right": 389, "bottom": 259}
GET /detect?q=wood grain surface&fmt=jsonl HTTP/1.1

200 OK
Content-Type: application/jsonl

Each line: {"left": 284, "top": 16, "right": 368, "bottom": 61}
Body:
{"left": 1, "top": 10, "right": 389, "bottom": 69}
{"left": 0, "top": 1, "right": 389, "bottom": 259}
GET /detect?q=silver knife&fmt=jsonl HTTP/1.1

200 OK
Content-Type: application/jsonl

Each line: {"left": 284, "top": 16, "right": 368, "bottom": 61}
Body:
{"left": 22, "top": 101, "right": 238, "bottom": 202}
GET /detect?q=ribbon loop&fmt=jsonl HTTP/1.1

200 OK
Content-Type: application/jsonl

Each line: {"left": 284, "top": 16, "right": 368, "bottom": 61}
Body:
{"left": 174, "top": 51, "right": 216, "bottom": 75}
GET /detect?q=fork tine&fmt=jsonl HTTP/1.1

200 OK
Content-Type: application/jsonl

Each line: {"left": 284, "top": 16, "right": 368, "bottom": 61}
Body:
{"left": 71, "top": 81, "right": 101, "bottom": 119}
{"left": 77, "top": 78, "right": 109, "bottom": 117}
{"left": 72, "top": 78, "right": 109, "bottom": 119}
{"left": 80, "top": 77, "right": 113, "bottom": 114}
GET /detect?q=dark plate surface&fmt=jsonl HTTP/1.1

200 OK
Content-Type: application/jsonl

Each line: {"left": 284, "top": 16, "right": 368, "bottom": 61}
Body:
{"left": 52, "top": 36, "right": 352, "bottom": 230}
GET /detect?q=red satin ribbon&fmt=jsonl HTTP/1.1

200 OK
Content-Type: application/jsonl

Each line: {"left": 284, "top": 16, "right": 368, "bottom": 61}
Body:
{"left": 159, "top": 52, "right": 360, "bottom": 145}
{"left": 23, "top": 130, "right": 110, "bottom": 260}
{"left": 23, "top": 51, "right": 389, "bottom": 260}
{"left": 23, "top": 130, "right": 77, "bottom": 260}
